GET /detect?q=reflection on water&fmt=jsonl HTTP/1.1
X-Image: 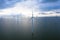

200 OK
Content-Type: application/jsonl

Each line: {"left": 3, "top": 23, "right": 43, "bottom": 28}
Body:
{"left": 33, "top": 16, "right": 60, "bottom": 40}
{"left": 0, "top": 16, "right": 32, "bottom": 40}
{"left": 0, "top": 16, "right": 60, "bottom": 40}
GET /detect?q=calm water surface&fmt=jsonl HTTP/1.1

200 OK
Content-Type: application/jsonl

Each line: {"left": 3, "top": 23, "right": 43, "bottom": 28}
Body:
{"left": 0, "top": 16, "right": 60, "bottom": 40}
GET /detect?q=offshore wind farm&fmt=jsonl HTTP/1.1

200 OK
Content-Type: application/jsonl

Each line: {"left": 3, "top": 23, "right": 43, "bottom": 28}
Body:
{"left": 0, "top": 12, "right": 60, "bottom": 40}
{"left": 0, "top": 0, "right": 60, "bottom": 40}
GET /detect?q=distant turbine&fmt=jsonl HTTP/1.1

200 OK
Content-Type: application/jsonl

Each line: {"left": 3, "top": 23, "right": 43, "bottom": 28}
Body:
{"left": 32, "top": 8, "right": 34, "bottom": 40}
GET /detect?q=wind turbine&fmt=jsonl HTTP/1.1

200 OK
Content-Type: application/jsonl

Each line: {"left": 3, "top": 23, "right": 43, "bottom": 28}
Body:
{"left": 32, "top": 7, "right": 34, "bottom": 40}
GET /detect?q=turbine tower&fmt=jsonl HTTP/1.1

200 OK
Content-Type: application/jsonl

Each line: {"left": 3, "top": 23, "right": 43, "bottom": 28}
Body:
{"left": 32, "top": 8, "right": 34, "bottom": 40}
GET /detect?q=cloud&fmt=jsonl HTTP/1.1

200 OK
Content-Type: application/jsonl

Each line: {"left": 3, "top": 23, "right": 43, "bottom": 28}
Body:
{"left": 0, "top": 0, "right": 25, "bottom": 9}
{"left": 0, "top": 0, "right": 60, "bottom": 12}
{"left": 36, "top": 0, "right": 60, "bottom": 11}
{"left": 0, "top": 0, "right": 38, "bottom": 17}
{"left": 40, "top": 0, "right": 58, "bottom": 3}
{"left": 0, "top": 0, "right": 60, "bottom": 17}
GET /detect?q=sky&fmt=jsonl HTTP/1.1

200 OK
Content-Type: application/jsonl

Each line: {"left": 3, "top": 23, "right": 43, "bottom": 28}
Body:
{"left": 0, "top": 0, "right": 60, "bottom": 17}
{"left": 37, "top": 0, "right": 60, "bottom": 11}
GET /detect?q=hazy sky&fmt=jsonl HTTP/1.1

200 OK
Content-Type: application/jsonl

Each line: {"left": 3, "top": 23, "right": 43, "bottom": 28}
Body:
{"left": 0, "top": 0, "right": 60, "bottom": 17}
{"left": 0, "top": 0, "right": 60, "bottom": 11}
{"left": 37, "top": 0, "right": 60, "bottom": 11}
